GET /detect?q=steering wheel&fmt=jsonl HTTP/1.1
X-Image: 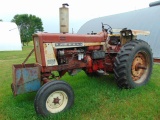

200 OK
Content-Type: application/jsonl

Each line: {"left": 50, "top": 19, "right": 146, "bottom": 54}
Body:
{"left": 102, "top": 23, "right": 112, "bottom": 34}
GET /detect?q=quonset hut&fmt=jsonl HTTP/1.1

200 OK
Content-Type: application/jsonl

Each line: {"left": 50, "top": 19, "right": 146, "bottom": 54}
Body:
{"left": 0, "top": 22, "right": 22, "bottom": 51}
{"left": 78, "top": 1, "right": 160, "bottom": 60}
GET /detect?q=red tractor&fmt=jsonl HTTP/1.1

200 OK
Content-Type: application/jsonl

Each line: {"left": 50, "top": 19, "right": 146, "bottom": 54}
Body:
{"left": 12, "top": 23, "right": 153, "bottom": 116}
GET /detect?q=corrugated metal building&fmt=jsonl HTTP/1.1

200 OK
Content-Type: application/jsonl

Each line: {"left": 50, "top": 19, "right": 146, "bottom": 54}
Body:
{"left": 78, "top": 4, "right": 160, "bottom": 59}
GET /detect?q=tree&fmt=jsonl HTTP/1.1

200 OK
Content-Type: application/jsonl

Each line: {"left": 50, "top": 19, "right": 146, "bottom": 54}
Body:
{"left": 0, "top": 19, "right": 2, "bottom": 21}
{"left": 11, "top": 14, "right": 44, "bottom": 45}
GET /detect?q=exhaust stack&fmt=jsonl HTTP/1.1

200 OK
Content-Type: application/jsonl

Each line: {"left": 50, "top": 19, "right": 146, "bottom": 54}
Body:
{"left": 59, "top": 3, "right": 69, "bottom": 33}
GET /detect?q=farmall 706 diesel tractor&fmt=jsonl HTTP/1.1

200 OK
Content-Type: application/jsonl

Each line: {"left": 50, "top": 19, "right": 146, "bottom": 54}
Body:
{"left": 11, "top": 23, "right": 153, "bottom": 116}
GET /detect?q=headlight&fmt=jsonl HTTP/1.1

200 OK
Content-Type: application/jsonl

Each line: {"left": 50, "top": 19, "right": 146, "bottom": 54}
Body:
{"left": 122, "top": 32, "right": 126, "bottom": 36}
{"left": 128, "top": 32, "right": 132, "bottom": 36}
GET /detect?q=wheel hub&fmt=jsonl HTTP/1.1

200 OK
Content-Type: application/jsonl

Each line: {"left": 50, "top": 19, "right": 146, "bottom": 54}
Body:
{"left": 53, "top": 97, "right": 61, "bottom": 105}
{"left": 46, "top": 91, "right": 68, "bottom": 113}
{"left": 132, "top": 53, "right": 147, "bottom": 81}
{"left": 135, "top": 63, "right": 147, "bottom": 71}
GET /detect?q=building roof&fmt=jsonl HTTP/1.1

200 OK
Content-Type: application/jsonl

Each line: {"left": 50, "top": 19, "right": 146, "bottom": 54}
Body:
{"left": 78, "top": 6, "right": 160, "bottom": 58}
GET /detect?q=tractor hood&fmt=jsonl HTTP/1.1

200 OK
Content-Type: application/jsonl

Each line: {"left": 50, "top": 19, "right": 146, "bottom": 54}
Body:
{"left": 33, "top": 32, "right": 108, "bottom": 43}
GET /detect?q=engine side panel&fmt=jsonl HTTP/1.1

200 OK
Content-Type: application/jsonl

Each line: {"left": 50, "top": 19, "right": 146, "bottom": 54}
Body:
{"left": 43, "top": 43, "right": 58, "bottom": 66}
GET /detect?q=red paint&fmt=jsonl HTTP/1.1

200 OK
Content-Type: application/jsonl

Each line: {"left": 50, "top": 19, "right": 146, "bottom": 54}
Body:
{"left": 87, "top": 46, "right": 101, "bottom": 51}
{"left": 32, "top": 31, "right": 118, "bottom": 80}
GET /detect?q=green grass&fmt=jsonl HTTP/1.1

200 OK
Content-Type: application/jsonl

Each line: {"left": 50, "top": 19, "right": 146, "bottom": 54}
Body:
{"left": 0, "top": 44, "right": 160, "bottom": 120}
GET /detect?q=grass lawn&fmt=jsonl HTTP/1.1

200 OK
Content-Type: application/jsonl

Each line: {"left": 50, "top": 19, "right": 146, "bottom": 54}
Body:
{"left": 0, "top": 44, "right": 160, "bottom": 120}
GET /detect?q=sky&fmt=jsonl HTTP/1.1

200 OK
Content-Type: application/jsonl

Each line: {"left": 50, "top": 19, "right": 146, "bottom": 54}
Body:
{"left": 0, "top": 0, "right": 156, "bottom": 33}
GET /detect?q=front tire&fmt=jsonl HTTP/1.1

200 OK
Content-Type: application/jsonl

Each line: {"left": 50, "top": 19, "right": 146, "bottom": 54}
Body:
{"left": 34, "top": 80, "right": 74, "bottom": 116}
{"left": 114, "top": 40, "right": 153, "bottom": 88}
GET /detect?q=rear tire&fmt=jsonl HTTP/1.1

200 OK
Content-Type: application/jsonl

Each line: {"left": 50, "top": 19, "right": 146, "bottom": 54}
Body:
{"left": 34, "top": 80, "right": 74, "bottom": 116}
{"left": 114, "top": 40, "right": 153, "bottom": 88}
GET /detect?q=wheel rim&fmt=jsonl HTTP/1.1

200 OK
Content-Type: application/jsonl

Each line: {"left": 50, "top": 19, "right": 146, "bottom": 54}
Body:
{"left": 46, "top": 91, "right": 68, "bottom": 113}
{"left": 131, "top": 51, "right": 150, "bottom": 83}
